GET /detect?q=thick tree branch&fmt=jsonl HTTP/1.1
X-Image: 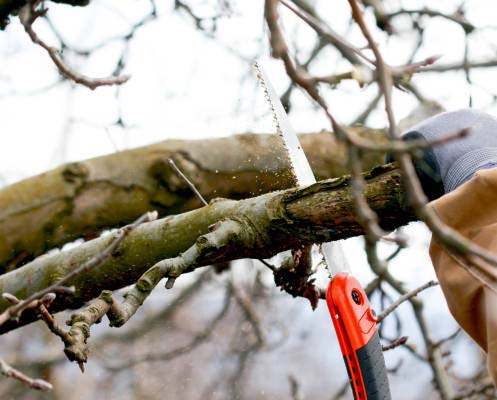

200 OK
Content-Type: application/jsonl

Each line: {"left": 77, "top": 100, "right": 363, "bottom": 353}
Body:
{"left": 0, "top": 130, "right": 387, "bottom": 273}
{"left": 0, "top": 164, "right": 412, "bottom": 334}
{"left": 0, "top": 211, "right": 156, "bottom": 325}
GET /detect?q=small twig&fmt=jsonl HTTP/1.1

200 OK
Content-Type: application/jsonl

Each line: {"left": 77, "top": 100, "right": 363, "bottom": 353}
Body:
{"left": 385, "top": 245, "right": 403, "bottom": 261}
{"left": 331, "top": 380, "right": 350, "bottom": 400}
{"left": 19, "top": 1, "right": 130, "bottom": 90}
{"left": 281, "top": 0, "right": 374, "bottom": 65}
{"left": 352, "top": 89, "right": 383, "bottom": 125}
{"left": 385, "top": 8, "right": 475, "bottom": 33}
{"left": 394, "top": 55, "right": 442, "bottom": 75}
{"left": 419, "top": 59, "right": 497, "bottom": 73}
{"left": 258, "top": 258, "right": 276, "bottom": 271}
{"left": 288, "top": 375, "right": 304, "bottom": 400}
{"left": 38, "top": 302, "right": 71, "bottom": 340}
{"left": 348, "top": 145, "right": 387, "bottom": 242}
{"left": 377, "top": 280, "right": 438, "bottom": 323}
{"left": 174, "top": 0, "right": 223, "bottom": 33}
{"left": 347, "top": 144, "right": 390, "bottom": 273}
{"left": 2, "top": 292, "right": 56, "bottom": 308}
{"left": 1, "top": 291, "right": 72, "bottom": 367}
{"left": 280, "top": 36, "right": 327, "bottom": 110}
{"left": 0, "top": 357, "right": 52, "bottom": 391}
{"left": 0, "top": 291, "right": 60, "bottom": 327}
{"left": 103, "top": 282, "right": 232, "bottom": 371}
{"left": 433, "top": 329, "right": 460, "bottom": 348}
{"left": 232, "top": 282, "right": 265, "bottom": 347}
{"left": 378, "top": 284, "right": 402, "bottom": 339}
{"left": 168, "top": 159, "right": 207, "bottom": 205}
{"left": 382, "top": 336, "right": 408, "bottom": 351}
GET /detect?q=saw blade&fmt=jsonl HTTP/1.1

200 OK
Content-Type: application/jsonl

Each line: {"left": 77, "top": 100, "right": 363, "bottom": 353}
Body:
{"left": 253, "top": 62, "right": 316, "bottom": 187}
{"left": 254, "top": 62, "right": 350, "bottom": 276}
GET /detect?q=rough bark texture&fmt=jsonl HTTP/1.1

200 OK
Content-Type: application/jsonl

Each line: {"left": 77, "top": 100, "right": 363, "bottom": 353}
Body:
{"left": 0, "top": 129, "right": 387, "bottom": 273}
{"left": 0, "top": 164, "right": 413, "bottom": 334}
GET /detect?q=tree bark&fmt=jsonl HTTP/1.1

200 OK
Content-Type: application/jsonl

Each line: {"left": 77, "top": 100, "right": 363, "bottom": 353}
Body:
{"left": 0, "top": 164, "right": 413, "bottom": 334}
{"left": 0, "top": 129, "right": 387, "bottom": 273}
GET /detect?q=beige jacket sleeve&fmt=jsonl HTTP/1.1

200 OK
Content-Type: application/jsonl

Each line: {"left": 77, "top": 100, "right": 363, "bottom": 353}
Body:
{"left": 429, "top": 168, "right": 497, "bottom": 384}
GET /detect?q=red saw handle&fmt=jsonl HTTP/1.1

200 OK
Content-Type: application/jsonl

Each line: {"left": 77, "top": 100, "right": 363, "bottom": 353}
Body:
{"left": 326, "top": 272, "right": 391, "bottom": 400}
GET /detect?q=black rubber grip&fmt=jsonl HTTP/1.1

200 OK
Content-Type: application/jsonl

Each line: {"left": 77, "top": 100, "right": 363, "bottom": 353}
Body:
{"left": 355, "top": 331, "right": 391, "bottom": 400}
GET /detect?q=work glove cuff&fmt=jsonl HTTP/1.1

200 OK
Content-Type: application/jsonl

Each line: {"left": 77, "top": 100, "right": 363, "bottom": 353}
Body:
{"left": 445, "top": 147, "right": 497, "bottom": 192}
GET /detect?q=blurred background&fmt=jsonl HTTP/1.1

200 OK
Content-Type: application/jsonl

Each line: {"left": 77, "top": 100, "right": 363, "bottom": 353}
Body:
{"left": 0, "top": 0, "right": 496, "bottom": 399}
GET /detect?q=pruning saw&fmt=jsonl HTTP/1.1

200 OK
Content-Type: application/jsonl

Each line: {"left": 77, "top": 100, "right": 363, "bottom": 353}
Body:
{"left": 254, "top": 63, "right": 391, "bottom": 400}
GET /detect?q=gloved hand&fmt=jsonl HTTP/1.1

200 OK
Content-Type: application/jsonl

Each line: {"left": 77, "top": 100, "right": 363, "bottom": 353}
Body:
{"left": 392, "top": 109, "right": 497, "bottom": 200}
{"left": 401, "top": 108, "right": 497, "bottom": 387}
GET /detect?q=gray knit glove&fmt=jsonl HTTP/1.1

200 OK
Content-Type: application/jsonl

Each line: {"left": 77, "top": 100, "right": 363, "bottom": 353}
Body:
{"left": 398, "top": 109, "right": 497, "bottom": 200}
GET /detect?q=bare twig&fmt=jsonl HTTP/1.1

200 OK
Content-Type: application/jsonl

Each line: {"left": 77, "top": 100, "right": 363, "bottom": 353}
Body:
{"left": 352, "top": 89, "right": 382, "bottom": 125}
{"left": 433, "top": 329, "right": 460, "bottom": 349}
{"left": 0, "top": 357, "right": 52, "bottom": 391}
{"left": 382, "top": 336, "right": 408, "bottom": 351}
{"left": 377, "top": 280, "right": 439, "bottom": 323}
{"left": 103, "top": 282, "right": 232, "bottom": 371}
{"left": 280, "top": 36, "right": 327, "bottom": 110}
{"left": 347, "top": 144, "right": 389, "bottom": 272}
{"left": 232, "top": 282, "right": 265, "bottom": 347}
{"left": 288, "top": 375, "right": 304, "bottom": 400}
{"left": 385, "top": 8, "right": 475, "bottom": 34}
{"left": 19, "top": 1, "right": 130, "bottom": 90}
{"left": 419, "top": 59, "right": 497, "bottom": 73}
{"left": 282, "top": 0, "right": 373, "bottom": 65}
{"left": 168, "top": 159, "right": 208, "bottom": 205}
